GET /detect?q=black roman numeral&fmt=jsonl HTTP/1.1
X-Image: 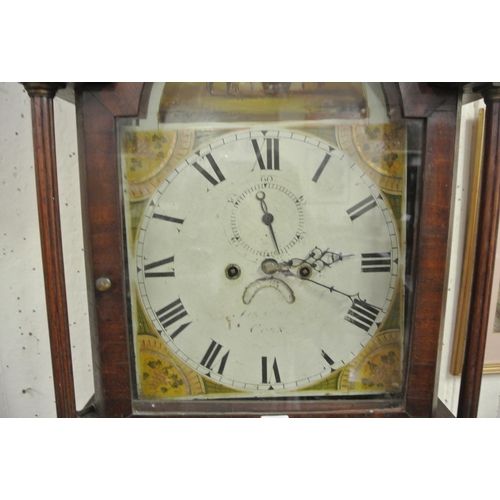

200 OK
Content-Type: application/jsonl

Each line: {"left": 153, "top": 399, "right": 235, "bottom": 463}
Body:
{"left": 156, "top": 299, "right": 189, "bottom": 338}
{"left": 200, "top": 340, "right": 230, "bottom": 375}
{"left": 261, "top": 356, "right": 281, "bottom": 385}
{"left": 144, "top": 256, "right": 175, "bottom": 278}
{"left": 252, "top": 137, "right": 280, "bottom": 170}
{"left": 193, "top": 152, "right": 226, "bottom": 185}
{"left": 345, "top": 299, "right": 379, "bottom": 332}
{"left": 312, "top": 152, "right": 332, "bottom": 182}
{"left": 346, "top": 195, "right": 377, "bottom": 221}
{"left": 321, "top": 349, "right": 335, "bottom": 370}
{"left": 152, "top": 213, "right": 184, "bottom": 225}
{"left": 361, "top": 252, "right": 391, "bottom": 273}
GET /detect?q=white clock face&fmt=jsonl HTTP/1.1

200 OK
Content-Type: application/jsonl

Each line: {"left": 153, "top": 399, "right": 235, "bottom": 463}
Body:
{"left": 135, "top": 129, "right": 400, "bottom": 393}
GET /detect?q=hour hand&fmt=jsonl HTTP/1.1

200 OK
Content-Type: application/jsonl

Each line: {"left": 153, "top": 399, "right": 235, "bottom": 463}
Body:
{"left": 288, "top": 246, "right": 355, "bottom": 272}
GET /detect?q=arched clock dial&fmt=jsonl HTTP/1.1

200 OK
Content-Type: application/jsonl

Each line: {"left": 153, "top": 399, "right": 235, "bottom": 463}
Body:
{"left": 135, "top": 129, "right": 400, "bottom": 394}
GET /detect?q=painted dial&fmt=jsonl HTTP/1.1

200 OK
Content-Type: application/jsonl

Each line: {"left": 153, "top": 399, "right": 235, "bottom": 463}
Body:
{"left": 136, "top": 129, "right": 400, "bottom": 393}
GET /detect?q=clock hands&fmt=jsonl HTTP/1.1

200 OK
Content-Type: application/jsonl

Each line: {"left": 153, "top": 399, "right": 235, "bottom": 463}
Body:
{"left": 248, "top": 191, "right": 361, "bottom": 306}
{"left": 246, "top": 245, "right": 352, "bottom": 305}
{"left": 261, "top": 258, "right": 360, "bottom": 303}
{"left": 259, "top": 246, "right": 371, "bottom": 310}
{"left": 260, "top": 247, "right": 355, "bottom": 274}
{"left": 256, "top": 191, "right": 280, "bottom": 254}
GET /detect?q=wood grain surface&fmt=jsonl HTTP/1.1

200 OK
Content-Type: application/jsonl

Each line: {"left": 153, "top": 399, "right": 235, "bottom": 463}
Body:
{"left": 23, "top": 83, "right": 77, "bottom": 418}
{"left": 75, "top": 83, "right": 458, "bottom": 417}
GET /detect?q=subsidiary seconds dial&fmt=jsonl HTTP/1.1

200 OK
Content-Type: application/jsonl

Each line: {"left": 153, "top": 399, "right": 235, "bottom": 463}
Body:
{"left": 136, "top": 129, "right": 400, "bottom": 393}
{"left": 228, "top": 179, "right": 305, "bottom": 258}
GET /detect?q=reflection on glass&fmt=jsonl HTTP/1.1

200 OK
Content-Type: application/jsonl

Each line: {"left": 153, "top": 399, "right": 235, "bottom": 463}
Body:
{"left": 118, "top": 83, "right": 409, "bottom": 402}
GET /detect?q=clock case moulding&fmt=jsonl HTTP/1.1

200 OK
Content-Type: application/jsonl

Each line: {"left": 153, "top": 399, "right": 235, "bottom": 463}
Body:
{"left": 74, "top": 82, "right": 458, "bottom": 418}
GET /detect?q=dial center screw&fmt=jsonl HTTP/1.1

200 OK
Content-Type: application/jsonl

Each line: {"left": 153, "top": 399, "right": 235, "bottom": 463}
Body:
{"left": 298, "top": 264, "right": 313, "bottom": 278}
{"left": 262, "top": 212, "right": 274, "bottom": 225}
{"left": 261, "top": 258, "right": 280, "bottom": 275}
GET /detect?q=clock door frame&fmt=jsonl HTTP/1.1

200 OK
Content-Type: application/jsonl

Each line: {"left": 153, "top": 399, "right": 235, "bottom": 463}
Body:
{"left": 75, "top": 82, "right": 458, "bottom": 417}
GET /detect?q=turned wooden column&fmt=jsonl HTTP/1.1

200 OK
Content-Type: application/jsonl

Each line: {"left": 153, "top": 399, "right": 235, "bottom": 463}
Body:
{"left": 458, "top": 84, "right": 500, "bottom": 418}
{"left": 22, "top": 83, "right": 77, "bottom": 418}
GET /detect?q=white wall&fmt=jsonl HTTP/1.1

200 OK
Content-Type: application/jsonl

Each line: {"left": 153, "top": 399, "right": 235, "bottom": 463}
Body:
{"left": 1, "top": 81, "right": 498, "bottom": 417}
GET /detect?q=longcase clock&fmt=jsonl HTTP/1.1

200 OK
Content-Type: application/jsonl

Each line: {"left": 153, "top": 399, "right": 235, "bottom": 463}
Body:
{"left": 74, "top": 82, "right": 458, "bottom": 417}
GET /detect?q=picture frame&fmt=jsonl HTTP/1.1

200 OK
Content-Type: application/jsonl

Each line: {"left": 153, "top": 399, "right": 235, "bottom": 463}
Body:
{"left": 450, "top": 108, "right": 485, "bottom": 375}
{"left": 451, "top": 105, "right": 500, "bottom": 375}
{"left": 484, "top": 225, "right": 500, "bottom": 373}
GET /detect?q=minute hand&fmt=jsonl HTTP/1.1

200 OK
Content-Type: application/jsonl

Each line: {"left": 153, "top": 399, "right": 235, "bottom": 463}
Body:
{"left": 286, "top": 270, "right": 357, "bottom": 301}
{"left": 289, "top": 270, "right": 383, "bottom": 326}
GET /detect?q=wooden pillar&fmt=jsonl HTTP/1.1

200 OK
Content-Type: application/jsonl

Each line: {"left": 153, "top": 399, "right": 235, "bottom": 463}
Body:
{"left": 22, "top": 83, "right": 77, "bottom": 418}
{"left": 458, "top": 84, "right": 500, "bottom": 417}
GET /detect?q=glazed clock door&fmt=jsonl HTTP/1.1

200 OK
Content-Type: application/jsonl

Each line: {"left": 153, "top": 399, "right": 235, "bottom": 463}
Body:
{"left": 133, "top": 129, "right": 400, "bottom": 394}
{"left": 76, "top": 82, "right": 458, "bottom": 417}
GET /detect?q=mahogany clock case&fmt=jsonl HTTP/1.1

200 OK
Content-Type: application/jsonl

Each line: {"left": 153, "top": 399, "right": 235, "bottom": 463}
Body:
{"left": 75, "top": 83, "right": 458, "bottom": 417}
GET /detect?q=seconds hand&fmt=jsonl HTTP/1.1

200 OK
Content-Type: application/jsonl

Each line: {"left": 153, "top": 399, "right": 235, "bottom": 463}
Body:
{"left": 256, "top": 191, "right": 280, "bottom": 254}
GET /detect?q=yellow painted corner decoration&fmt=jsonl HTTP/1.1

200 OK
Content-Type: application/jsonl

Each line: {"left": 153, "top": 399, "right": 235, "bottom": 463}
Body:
{"left": 119, "top": 83, "right": 407, "bottom": 402}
